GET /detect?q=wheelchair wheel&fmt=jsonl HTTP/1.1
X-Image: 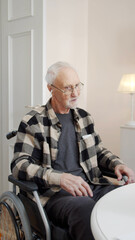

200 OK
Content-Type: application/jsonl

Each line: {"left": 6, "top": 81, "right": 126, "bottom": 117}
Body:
{"left": 0, "top": 191, "right": 32, "bottom": 240}
{"left": 0, "top": 201, "right": 20, "bottom": 239}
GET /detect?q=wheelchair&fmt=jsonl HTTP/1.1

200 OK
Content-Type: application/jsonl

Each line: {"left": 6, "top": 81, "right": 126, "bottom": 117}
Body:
{"left": 0, "top": 131, "right": 127, "bottom": 240}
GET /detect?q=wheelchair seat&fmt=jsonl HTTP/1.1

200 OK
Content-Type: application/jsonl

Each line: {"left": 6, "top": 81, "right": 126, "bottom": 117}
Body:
{"left": 91, "top": 183, "right": 135, "bottom": 240}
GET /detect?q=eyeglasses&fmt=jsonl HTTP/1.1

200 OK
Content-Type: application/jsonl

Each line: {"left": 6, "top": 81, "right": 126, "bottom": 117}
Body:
{"left": 51, "top": 82, "right": 84, "bottom": 95}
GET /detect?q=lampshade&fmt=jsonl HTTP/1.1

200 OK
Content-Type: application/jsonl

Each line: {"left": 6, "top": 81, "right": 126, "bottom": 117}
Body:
{"left": 118, "top": 74, "right": 135, "bottom": 126}
{"left": 118, "top": 74, "right": 135, "bottom": 93}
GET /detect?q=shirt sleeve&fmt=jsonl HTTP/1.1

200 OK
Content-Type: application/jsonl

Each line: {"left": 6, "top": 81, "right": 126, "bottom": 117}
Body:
{"left": 11, "top": 118, "right": 63, "bottom": 189}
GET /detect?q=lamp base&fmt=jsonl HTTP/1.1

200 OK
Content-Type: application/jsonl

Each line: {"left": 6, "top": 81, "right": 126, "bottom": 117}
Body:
{"left": 125, "top": 120, "right": 135, "bottom": 127}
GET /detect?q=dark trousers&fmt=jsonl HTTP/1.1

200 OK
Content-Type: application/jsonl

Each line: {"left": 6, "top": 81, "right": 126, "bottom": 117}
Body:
{"left": 45, "top": 184, "right": 120, "bottom": 240}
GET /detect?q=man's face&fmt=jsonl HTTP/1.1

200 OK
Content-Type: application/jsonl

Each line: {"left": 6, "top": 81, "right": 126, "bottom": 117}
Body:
{"left": 50, "top": 67, "right": 81, "bottom": 113}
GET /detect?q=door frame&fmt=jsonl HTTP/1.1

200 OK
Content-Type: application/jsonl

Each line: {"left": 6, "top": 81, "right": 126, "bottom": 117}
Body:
{"left": 0, "top": 0, "right": 3, "bottom": 194}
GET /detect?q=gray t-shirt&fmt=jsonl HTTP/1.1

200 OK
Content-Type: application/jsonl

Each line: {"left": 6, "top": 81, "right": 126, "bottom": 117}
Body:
{"left": 52, "top": 110, "right": 87, "bottom": 180}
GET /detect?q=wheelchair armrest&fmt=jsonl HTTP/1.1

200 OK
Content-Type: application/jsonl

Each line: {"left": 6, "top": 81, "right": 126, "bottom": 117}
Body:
{"left": 8, "top": 174, "right": 38, "bottom": 192}
{"left": 6, "top": 130, "right": 17, "bottom": 139}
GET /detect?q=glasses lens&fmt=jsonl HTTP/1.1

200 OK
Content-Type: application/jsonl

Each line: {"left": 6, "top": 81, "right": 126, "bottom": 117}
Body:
{"left": 64, "top": 83, "right": 84, "bottom": 95}
{"left": 76, "top": 83, "right": 83, "bottom": 91}
{"left": 78, "top": 82, "right": 83, "bottom": 90}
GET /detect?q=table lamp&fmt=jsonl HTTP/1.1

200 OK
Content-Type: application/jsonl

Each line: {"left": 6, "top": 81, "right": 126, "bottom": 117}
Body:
{"left": 118, "top": 74, "right": 135, "bottom": 126}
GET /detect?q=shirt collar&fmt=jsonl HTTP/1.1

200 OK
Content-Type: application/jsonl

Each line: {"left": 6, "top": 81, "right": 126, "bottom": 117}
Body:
{"left": 45, "top": 99, "right": 59, "bottom": 126}
{"left": 45, "top": 98, "right": 80, "bottom": 125}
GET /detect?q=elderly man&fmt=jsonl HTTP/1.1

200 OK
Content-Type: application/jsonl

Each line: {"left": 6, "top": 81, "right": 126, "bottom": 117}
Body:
{"left": 11, "top": 62, "right": 135, "bottom": 240}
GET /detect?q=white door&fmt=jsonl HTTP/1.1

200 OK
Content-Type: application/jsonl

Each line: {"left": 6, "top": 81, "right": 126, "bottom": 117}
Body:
{"left": 0, "top": 0, "right": 47, "bottom": 193}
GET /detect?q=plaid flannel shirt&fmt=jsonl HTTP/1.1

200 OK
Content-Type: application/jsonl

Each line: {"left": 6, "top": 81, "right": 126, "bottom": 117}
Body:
{"left": 11, "top": 99, "right": 122, "bottom": 205}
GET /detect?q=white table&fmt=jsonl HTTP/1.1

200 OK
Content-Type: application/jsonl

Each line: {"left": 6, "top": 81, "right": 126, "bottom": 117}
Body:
{"left": 91, "top": 183, "right": 135, "bottom": 240}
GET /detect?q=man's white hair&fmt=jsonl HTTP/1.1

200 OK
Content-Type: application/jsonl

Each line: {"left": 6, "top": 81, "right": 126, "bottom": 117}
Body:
{"left": 45, "top": 61, "right": 75, "bottom": 84}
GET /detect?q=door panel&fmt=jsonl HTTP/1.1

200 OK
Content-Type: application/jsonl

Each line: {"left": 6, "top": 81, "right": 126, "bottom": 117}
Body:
{"left": 8, "top": 0, "right": 33, "bottom": 21}
{"left": 9, "top": 31, "right": 33, "bottom": 129}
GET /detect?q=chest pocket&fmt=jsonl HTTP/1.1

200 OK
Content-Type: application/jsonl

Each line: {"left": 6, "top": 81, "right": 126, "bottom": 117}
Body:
{"left": 82, "top": 134, "right": 95, "bottom": 147}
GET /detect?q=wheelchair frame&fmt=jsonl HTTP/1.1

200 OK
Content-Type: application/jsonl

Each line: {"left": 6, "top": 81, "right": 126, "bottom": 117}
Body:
{"left": 0, "top": 175, "right": 51, "bottom": 240}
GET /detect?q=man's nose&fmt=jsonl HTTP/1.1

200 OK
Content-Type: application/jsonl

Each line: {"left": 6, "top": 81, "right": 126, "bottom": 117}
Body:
{"left": 71, "top": 87, "right": 79, "bottom": 96}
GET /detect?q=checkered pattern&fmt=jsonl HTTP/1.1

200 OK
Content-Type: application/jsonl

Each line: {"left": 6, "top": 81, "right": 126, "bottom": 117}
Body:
{"left": 11, "top": 99, "right": 122, "bottom": 205}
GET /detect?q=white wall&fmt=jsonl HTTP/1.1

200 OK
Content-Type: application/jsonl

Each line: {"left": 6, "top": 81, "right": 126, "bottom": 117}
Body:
{"left": 46, "top": 0, "right": 88, "bottom": 107}
{"left": 87, "top": 0, "right": 135, "bottom": 155}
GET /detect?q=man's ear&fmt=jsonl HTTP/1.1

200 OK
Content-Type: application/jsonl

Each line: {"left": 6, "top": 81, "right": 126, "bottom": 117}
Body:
{"left": 47, "top": 84, "right": 52, "bottom": 93}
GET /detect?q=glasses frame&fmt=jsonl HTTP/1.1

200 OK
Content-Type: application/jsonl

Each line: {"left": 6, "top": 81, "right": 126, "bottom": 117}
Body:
{"left": 51, "top": 82, "right": 84, "bottom": 95}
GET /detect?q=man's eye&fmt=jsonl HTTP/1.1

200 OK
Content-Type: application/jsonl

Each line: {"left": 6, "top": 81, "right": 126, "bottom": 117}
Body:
{"left": 64, "top": 86, "right": 71, "bottom": 91}
{"left": 75, "top": 83, "right": 79, "bottom": 88}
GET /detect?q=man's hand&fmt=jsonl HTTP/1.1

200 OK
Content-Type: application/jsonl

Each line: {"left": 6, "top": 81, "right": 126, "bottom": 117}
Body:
{"left": 60, "top": 173, "right": 93, "bottom": 197}
{"left": 115, "top": 164, "right": 135, "bottom": 184}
